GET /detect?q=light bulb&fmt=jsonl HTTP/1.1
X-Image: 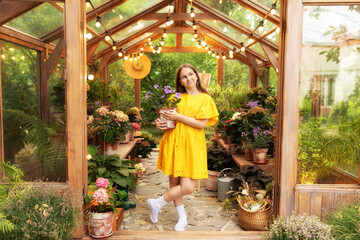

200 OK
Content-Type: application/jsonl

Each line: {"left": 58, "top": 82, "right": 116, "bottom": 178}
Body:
{"left": 1, "top": 55, "right": 5, "bottom": 59}
{"left": 95, "top": 16, "right": 101, "bottom": 27}
{"left": 229, "top": 50, "right": 233, "bottom": 55}
{"left": 219, "top": 0, "right": 222, "bottom": 3}
{"left": 160, "top": 40, "right": 164, "bottom": 45}
{"left": 139, "top": 52, "right": 143, "bottom": 56}
{"left": 157, "top": 49, "right": 161, "bottom": 53}
{"left": 87, "top": 74, "right": 94, "bottom": 80}
{"left": 86, "top": 154, "right": 92, "bottom": 160}
{"left": 124, "top": 55, "right": 128, "bottom": 60}
{"left": 151, "top": 45, "right": 154, "bottom": 49}
{"left": 192, "top": 37, "right": 196, "bottom": 42}
{"left": 258, "top": 25, "right": 264, "bottom": 32}
{"left": 216, "top": 55, "right": 220, "bottom": 59}
{"left": 153, "top": 49, "right": 156, "bottom": 53}
{"left": 112, "top": 45, "right": 117, "bottom": 51}
{"left": 208, "top": 50, "right": 211, "bottom": 54}
{"left": 276, "top": 27, "right": 280, "bottom": 33}
{"left": 190, "top": 8, "right": 195, "bottom": 18}
{"left": 212, "top": 52, "right": 215, "bottom": 57}
{"left": 105, "top": 35, "right": 110, "bottom": 41}
{"left": 158, "top": 46, "right": 162, "bottom": 50}
{"left": 163, "top": 32, "right": 167, "bottom": 38}
{"left": 271, "top": 4, "right": 277, "bottom": 15}
{"left": 118, "top": 52, "right": 122, "bottom": 57}
{"left": 86, "top": 33, "right": 92, "bottom": 39}
{"left": 205, "top": 46, "right": 209, "bottom": 50}
{"left": 86, "top": 2, "right": 91, "bottom": 8}
{"left": 248, "top": 38, "right": 254, "bottom": 44}
{"left": 148, "top": 41, "right": 152, "bottom": 45}
{"left": 130, "top": 57, "right": 133, "bottom": 61}
{"left": 229, "top": 54, "right": 233, "bottom": 58}
{"left": 222, "top": 55, "right": 226, "bottom": 59}
{"left": 201, "top": 40, "right": 206, "bottom": 46}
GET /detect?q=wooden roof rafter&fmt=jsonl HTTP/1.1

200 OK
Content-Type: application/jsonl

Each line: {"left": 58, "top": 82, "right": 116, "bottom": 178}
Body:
{"left": 195, "top": 21, "right": 268, "bottom": 63}
{"left": 0, "top": 1, "right": 43, "bottom": 26}
{"left": 233, "top": 0, "right": 280, "bottom": 25}
{"left": 188, "top": 0, "right": 278, "bottom": 52}
{"left": 41, "top": 0, "right": 130, "bottom": 43}
{"left": 90, "top": 20, "right": 167, "bottom": 61}
{"left": 143, "top": 13, "right": 216, "bottom": 21}
{"left": 86, "top": 1, "right": 169, "bottom": 48}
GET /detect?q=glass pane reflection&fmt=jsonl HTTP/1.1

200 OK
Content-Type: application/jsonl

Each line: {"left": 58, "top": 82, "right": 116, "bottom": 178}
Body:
{"left": 298, "top": 6, "right": 360, "bottom": 184}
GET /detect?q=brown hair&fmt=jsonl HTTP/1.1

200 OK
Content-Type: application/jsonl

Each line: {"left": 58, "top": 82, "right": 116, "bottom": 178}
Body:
{"left": 175, "top": 64, "right": 210, "bottom": 95}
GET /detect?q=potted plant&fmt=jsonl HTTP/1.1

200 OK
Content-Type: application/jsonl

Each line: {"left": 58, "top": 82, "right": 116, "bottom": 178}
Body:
{"left": 206, "top": 145, "right": 236, "bottom": 191}
{"left": 249, "top": 130, "right": 271, "bottom": 164}
{"left": 85, "top": 177, "right": 121, "bottom": 238}
{"left": 144, "top": 84, "right": 181, "bottom": 129}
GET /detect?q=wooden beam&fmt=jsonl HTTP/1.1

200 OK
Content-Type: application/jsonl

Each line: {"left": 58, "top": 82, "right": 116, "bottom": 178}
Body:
{"left": 176, "top": 33, "right": 182, "bottom": 48}
{"left": 93, "top": 20, "right": 166, "bottom": 60}
{"left": 277, "top": 0, "right": 302, "bottom": 217}
{"left": 86, "top": 1, "right": 169, "bottom": 47}
{"left": 49, "top": 2, "right": 64, "bottom": 12}
{"left": 100, "top": 51, "right": 113, "bottom": 72}
{"left": 143, "top": 13, "right": 215, "bottom": 21}
{"left": 42, "top": 0, "right": 129, "bottom": 43}
{"left": 65, "top": 0, "right": 87, "bottom": 237}
{"left": 0, "top": 26, "right": 56, "bottom": 52}
{"left": 46, "top": 37, "right": 64, "bottom": 79}
{"left": 150, "top": 26, "right": 211, "bottom": 34}
{"left": 1, "top": 0, "right": 63, "bottom": 2}
{"left": 87, "top": 42, "right": 100, "bottom": 63}
{"left": 0, "top": 41, "right": 4, "bottom": 173}
{"left": 196, "top": 21, "right": 268, "bottom": 62}
{"left": 245, "top": 51, "right": 260, "bottom": 75}
{"left": 217, "top": 57, "right": 224, "bottom": 87}
{"left": 260, "top": 42, "right": 278, "bottom": 72}
{"left": 302, "top": 0, "right": 360, "bottom": 5}
{"left": 189, "top": 0, "right": 279, "bottom": 52}
{"left": 233, "top": 0, "right": 280, "bottom": 25}
{"left": 245, "top": 26, "right": 278, "bottom": 49}
{"left": 40, "top": 48, "right": 50, "bottom": 123}
{"left": 143, "top": 46, "right": 208, "bottom": 53}
{"left": 134, "top": 79, "right": 141, "bottom": 108}
{"left": 249, "top": 67, "right": 257, "bottom": 88}
{"left": 0, "top": 1, "right": 42, "bottom": 25}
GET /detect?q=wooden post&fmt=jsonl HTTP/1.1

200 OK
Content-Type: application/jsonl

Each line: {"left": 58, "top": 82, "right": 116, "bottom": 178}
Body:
{"left": 249, "top": 67, "right": 257, "bottom": 88}
{"left": 134, "top": 79, "right": 141, "bottom": 108}
{"left": 65, "top": 0, "right": 87, "bottom": 237}
{"left": 0, "top": 41, "right": 4, "bottom": 178}
{"left": 217, "top": 57, "right": 223, "bottom": 87}
{"left": 40, "top": 48, "right": 50, "bottom": 123}
{"left": 276, "top": 0, "right": 302, "bottom": 217}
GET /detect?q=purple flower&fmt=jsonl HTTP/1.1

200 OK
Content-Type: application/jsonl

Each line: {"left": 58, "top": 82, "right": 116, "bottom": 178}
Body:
{"left": 175, "top": 92, "right": 181, "bottom": 99}
{"left": 248, "top": 101, "right": 258, "bottom": 108}
{"left": 153, "top": 84, "right": 159, "bottom": 89}
{"left": 164, "top": 89, "right": 172, "bottom": 94}
{"left": 160, "top": 94, "right": 165, "bottom": 98}
{"left": 163, "top": 86, "right": 171, "bottom": 91}
{"left": 252, "top": 126, "right": 259, "bottom": 136}
{"left": 145, "top": 91, "right": 153, "bottom": 100}
{"left": 241, "top": 132, "right": 247, "bottom": 137}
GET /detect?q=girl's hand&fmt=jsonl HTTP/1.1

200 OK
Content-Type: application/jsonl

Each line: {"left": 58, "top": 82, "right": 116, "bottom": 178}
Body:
{"left": 162, "top": 109, "right": 179, "bottom": 121}
{"left": 155, "top": 118, "right": 167, "bottom": 130}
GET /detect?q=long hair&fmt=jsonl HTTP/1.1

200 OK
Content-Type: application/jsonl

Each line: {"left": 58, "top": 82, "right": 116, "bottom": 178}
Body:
{"left": 175, "top": 64, "right": 210, "bottom": 95}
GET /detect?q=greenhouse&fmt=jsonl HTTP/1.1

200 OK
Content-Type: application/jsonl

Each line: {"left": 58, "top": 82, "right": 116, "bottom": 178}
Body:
{"left": 0, "top": 0, "right": 359, "bottom": 239}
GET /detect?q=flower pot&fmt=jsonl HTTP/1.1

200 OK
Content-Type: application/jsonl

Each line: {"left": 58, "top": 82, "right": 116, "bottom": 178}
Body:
{"left": 101, "top": 141, "right": 120, "bottom": 156}
{"left": 119, "top": 132, "right": 130, "bottom": 144}
{"left": 205, "top": 170, "right": 220, "bottom": 192}
{"left": 242, "top": 141, "right": 253, "bottom": 161}
{"left": 156, "top": 108, "right": 177, "bottom": 129}
{"left": 251, "top": 148, "right": 269, "bottom": 164}
{"left": 89, "top": 211, "right": 114, "bottom": 238}
{"left": 129, "top": 130, "right": 135, "bottom": 141}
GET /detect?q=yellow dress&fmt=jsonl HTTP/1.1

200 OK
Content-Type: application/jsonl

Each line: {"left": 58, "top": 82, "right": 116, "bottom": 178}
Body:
{"left": 157, "top": 93, "right": 219, "bottom": 179}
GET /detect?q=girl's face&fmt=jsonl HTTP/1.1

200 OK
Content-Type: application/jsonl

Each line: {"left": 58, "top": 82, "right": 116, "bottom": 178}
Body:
{"left": 179, "top": 67, "right": 198, "bottom": 91}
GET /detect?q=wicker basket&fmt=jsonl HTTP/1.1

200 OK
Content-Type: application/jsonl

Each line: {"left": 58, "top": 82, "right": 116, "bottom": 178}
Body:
{"left": 237, "top": 200, "right": 273, "bottom": 231}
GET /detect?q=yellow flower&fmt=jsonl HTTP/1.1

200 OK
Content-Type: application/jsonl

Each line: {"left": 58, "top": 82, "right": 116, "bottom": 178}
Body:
{"left": 34, "top": 204, "right": 39, "bottom": 210}
{"left": 42, "top": 204, "right": 49, "bottom": 208}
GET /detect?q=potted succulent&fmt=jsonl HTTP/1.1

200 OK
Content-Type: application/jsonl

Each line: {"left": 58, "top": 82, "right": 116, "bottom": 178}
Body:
{"left": 144, "top": 84, "right": 181, "bottom": 129}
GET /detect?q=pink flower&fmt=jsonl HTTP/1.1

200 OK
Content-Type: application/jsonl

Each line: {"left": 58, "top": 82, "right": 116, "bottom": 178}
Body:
{"left": 131, "top": 122, "right": 140, "bottom": 131}
{"left": 93, "top": 188, "right": 109, "bottom": 203}
{"left": 141, "top": 141, "right": 150, "bottom": 147}
{"left": 95, "top": 178, "right": 109, "bottom": 188}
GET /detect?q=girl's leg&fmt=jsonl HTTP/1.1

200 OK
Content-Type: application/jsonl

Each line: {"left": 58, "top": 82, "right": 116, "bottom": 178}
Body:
{"left": 163, "top": 177, "right": 196, "bottom": 203}
{"left": 169, "top": 175, "right": 183, "bottom": 207}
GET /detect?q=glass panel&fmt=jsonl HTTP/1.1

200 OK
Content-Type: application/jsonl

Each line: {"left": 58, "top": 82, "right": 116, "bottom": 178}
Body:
{"left": 201, "top": 20, "right": 247, "bottom": 43}
{"left": 207, "top": 33, "right": 235, "bottom": 50}
{"left": 183, "top": 33, "right": 197, "bottom": 47}
{"left": 86, "top": 0, "right": 109, "bottom": 11}
{"left": 153, "top": 34, "right": 176, "bottom": 47}
{"left": 223, "top": 60, "right": 249, "bottom": 88}
{"left": 298, "top": 6, "right": 360, "bottom": 184}
{"left": 121, "top": 33, "right": 153, "bottom": 50}
{"left": 266, "top": 30, "right": 279, "bottom": 42}
{"left": 5, "top": 3, "right": 63, "bottom": 38}
{"left": 1, "top": 41, "right": 66, "bottom": 181}
{"left": 87, "top": 0, "right": 163, "bottom": 31}
{"left": 249, "top": 42, "right": 266, "bottom": 58}
{"left": 111, "top": 20, "right": 157, "bottom": 42}
{"left": 200, "top": 0, "right": 277, "bottom": 35}
{"left": 97, "top": 41, "right": 111, "bottom": 52}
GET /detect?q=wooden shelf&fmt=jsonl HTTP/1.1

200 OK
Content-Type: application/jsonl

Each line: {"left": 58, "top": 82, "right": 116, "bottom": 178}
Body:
{"left": 117, "top": 140, "right": 138, "bottom": 159}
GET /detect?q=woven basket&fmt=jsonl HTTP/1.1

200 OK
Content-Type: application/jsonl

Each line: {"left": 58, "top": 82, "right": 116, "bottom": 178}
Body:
{"left": 237, "top": 201, "right": 273, "bottom": 231}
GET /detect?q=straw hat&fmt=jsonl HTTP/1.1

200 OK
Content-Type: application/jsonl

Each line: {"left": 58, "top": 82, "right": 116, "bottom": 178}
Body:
{"left": 123, "top": 53, "right": 151, "bottom": 79}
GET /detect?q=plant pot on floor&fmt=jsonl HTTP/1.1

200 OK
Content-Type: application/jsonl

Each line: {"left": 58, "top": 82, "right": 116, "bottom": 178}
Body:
{"left": 205, "top": 170, "right": 220, "bottom": 192}
{"left": 89, "top": 211, "right": 114, "bottom": 238}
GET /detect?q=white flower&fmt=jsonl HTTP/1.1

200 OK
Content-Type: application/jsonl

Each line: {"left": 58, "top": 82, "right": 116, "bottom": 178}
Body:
{"left": 114, "top": 110, "right": 129, "bottom": 122}
{"left": 96, "top": 106, "right": 109, "bottom": 116}
{"left": 241, "top": 189, "right": 249, "bottom": 196}
{"left": 231, "top": 112, "right": 241, "bottom": 120}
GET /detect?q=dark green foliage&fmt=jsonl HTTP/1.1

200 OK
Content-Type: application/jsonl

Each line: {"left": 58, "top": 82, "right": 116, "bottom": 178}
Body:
{"left": 0, "top": 185, "right": 79, "bottom": 240}
{"left": 87, "top": 145, "right": 137, "bottom": 191}
{"left": 51, "top": 79, "right": 65, "bottom": 112}
{"left": 232, "top": 165, "right": 272, "bottom": 191}
{"left": 134, "top": 132, "right": 158, "bottom": 158}
{"left": 207, "top": 145, "right": 236, "bottom": 172}
{"left": 325, "top": 201, "right": 360, "bottom": 240}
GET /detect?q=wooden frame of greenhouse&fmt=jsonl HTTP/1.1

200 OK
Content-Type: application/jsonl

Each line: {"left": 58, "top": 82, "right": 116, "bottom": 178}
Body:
{"left": 0, "top": 0, "right": 360, "bottom": 239}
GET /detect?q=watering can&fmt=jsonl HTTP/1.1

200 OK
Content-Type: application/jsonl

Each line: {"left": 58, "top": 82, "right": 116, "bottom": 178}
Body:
{"left": 217, "top": 168, "right": 236, "bottom": 202}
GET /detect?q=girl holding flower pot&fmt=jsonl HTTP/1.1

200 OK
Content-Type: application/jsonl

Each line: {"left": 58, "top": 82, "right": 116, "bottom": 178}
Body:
{"left": 147, "top": 64, "right": 219, "bottom": 231}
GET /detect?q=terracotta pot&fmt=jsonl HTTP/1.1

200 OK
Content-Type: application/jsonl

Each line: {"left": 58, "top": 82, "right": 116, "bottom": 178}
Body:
{"left": 119, "top": 132, "right": 130, "bottom": 144}
{"left": 251, "top": 148, "right": 269, "bottom": 164}
{"left": 129, "top": 130, "right": 135, "bottom": 141}
{"left": 156, "top": 108, "right": 177, "bottom": 129}
{"left": 242, "top": 141, "right": 253, "bottom": 161}
{"left": 101, "top": 141, "right": 120, "bottom": 156}
{"left": 205, "top": 170, "right": 220, "bottom": 192}
{"left": 89, "top": 211, "right": 114, "bottom": 238}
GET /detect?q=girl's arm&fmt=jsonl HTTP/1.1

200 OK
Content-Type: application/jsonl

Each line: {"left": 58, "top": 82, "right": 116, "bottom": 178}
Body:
{"left": 162, "top": 109, "right": 208, "bottom": 129}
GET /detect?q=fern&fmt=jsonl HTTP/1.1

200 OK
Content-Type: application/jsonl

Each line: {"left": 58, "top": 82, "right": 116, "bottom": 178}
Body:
{"left": 0, "top": 212, "right": 14, "bottom": 234}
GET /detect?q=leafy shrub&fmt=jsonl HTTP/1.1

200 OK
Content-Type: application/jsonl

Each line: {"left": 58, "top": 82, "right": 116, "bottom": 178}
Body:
{"left": 0, "top": 184, "right": 79, "bottom": 240}
{"left": 263, "top": 213, "right": 333, "bottom": 240}
{"left": 324, "top": 201, "right": 360, "bottom": 240}
{"left": 207, "top": 145, "right": 236, "bottom": 172}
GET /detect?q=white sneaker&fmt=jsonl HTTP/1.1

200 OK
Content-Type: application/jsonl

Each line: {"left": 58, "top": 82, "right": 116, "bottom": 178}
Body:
{"left": 147, "top": 199, "right": 161, "bottom": 223}
{"left": 174, "top": 217, "right": 188, "bottom": 231}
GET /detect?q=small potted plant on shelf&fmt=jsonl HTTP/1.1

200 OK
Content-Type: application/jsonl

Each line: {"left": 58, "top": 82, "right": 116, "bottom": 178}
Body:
{"left": 249, "top": 130, "right": 271, "bottom": 164}
{"left": 144, "top": 84, "right": 182, "bottom": 129}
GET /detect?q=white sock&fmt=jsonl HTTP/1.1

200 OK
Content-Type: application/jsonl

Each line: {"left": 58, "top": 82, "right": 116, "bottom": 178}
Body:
{"left": 176, "top": 204, "right": 186, "bottom": 219}
{"left": 154, "top": 196, "right": 168, "bottom": 209}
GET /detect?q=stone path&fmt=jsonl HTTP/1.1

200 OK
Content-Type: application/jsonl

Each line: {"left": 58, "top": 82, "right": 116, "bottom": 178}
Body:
{"left": 119, "top": 150, "right": 243, "bottom": 232}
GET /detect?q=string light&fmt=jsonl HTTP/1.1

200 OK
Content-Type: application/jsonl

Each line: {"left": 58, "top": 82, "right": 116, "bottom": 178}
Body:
{"left": 190, "top": 7, "right": 195, "bottom": 18}
{"left": 258, "top": 20, "right": 264, "bottom": 32}
{"left": 271, "top": 3, "right": 277, "bottom": 15}
{"left": 87, "top": 74, "right": 94, "bottom": 80}
{"left": 112, "top": 42, "right": 117, "bottom": 51}
{"left": 163, "top": 28, "right": 167, "bottom": 38}
{"left": 95, "top": 16, "right": 101, "bottom": 28}
{"left": 124, "top": 55, "right": 128, "bottom": 60}
{"left": 240, "top": 43, "right": 245, "bottom": 52}
{"left": 222, "top": 54, "right": 226, "bottom": 60}
{"left": 105, "top": 31, "right": 110, "bottom": 41}
{"left": 160, "top": 37, "right": 165, "bottom": 45}
{"left": 166, "top": 16, "right": 171, "bottom": 26}
{"left": 86, "top": 32, "right": 92, "bottom": 39}
{"left": 194, "top": 30, "right": 198, "bottom": 39}
{"left": 169, "top": 0, "right": 174, "bottom": 11}
{"left": 248, "top": 33, "right": 254, "bottom": 44}
{"left": 192, "top": 20, "right": 197, "bottom": 30}
{"left": 118, "top": 52, "right": 122, "bottom": 57}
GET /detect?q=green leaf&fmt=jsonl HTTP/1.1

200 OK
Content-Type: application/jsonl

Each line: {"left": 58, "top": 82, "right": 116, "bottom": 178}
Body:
{"left": 98, "top": 167, "right": 107, "bottom": 176}
{"left": 117, "top": 169, "right": 129, "bottom": 176}
{"left": 108, "top": 159, "right": 122, "bottom": 167}
{"left": 112, "top": 177, "right": 127, "bottom": 188}
{"left": 87, "top": 145, "right": 98, "bottom": 156}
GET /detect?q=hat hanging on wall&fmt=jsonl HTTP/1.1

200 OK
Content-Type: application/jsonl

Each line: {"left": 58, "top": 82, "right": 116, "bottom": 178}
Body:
{"left": 123, "top": 53, "right": 151, "bottom": 79}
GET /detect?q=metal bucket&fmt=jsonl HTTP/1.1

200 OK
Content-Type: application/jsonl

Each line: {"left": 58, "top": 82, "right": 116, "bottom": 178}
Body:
{"left": 217, "top": 168, "right": 236, "bottom": 202}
